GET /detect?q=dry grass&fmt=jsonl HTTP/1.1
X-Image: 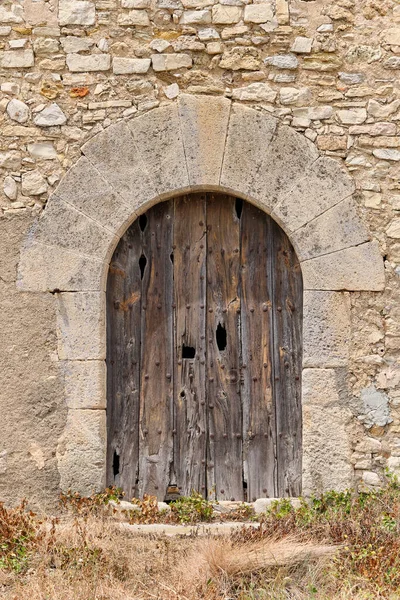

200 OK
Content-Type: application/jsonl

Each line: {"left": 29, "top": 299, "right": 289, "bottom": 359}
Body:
{"left": 3, "top": 481, "right": 400, "bottom": 599}
{"left": 0, "top": 512, "right": 341, "bottom": 600}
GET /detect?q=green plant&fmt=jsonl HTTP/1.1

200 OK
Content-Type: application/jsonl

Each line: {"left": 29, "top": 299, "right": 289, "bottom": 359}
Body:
{"left": 170, "top": 491, "right": 214, "bottom": 524}
{"left": 59, "top": 486, "right": 124, "bottom": 515}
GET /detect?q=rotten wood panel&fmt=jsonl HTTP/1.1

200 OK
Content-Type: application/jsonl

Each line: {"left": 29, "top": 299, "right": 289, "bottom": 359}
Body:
{"left": 206, "top": 194, "right": 243, "bottom": 501}
{"left": 240, "top": 202, "right": 277, "bottom": 501}
{"left": 106, "top": 219, "right": 142, "bottom": 498}
{"left": 138, "top": 201, "right": 174, "bottom": 500}
{"left": 271, "top": 219, "right": 303, "bottom": 497}
{"left": 172, "top": 194, "right": 207, "bottom": 496}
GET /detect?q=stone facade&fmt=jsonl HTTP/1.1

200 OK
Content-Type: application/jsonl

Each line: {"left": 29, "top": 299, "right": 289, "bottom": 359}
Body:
{"left": 0, "top": 0, "right": 399, "bottom": 507}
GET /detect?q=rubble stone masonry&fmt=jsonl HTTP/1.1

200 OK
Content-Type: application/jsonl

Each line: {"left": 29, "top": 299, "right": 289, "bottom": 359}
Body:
{"left": 0, "top": 0, "right": 399, "bottom": 507}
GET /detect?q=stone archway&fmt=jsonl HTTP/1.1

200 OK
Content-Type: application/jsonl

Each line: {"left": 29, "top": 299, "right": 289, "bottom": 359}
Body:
{"left": 17, "top": 94, "right": 385, "bottom": 497}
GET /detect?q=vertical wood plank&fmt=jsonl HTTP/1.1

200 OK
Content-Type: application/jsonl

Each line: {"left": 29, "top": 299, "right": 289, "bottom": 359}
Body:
{"left": 272, "top": 220, "right": 303, "bottom": 497}
{"left": 206, "top": 193, "right": 243, "bottom": 501}
{"left": 138, "top": 201, "right": 174, "bottom": 500}
{"left": 172, "top": 193, "right": 207, "bottom": 497}
{"left": 106, "top": 220, "right": 142, "bottom": 499}
{"left": 240, "top": 203, "right": 277, "bottom": 501}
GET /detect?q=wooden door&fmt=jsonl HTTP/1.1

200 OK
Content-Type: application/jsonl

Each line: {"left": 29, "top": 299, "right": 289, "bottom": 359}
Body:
{"left": 107, "top": 193, "right": 303, "bottom": 501}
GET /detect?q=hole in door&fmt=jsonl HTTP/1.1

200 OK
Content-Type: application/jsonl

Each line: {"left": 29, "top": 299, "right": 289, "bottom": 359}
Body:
{"left": 216, "top": 322, "right": 227, "bottom": 351}
{"left": 139, "top": 214, "right": 148, "bottom": 231}
{"left": 182, "top": 344, "right": 196, "bottom": 359}
{"left": 113, "top": 451, "right": 120, "bottom": 477}
{"left": 139, "top": 254, "right": 147, "bottom": 279}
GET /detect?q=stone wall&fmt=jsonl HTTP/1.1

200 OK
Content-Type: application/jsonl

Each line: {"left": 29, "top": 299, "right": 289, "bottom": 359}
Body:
{"left": 0, "top": 0, "right": 399, "bottom": 505}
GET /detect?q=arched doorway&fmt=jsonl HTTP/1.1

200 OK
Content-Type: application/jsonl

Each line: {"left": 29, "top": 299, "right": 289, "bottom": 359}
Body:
{"left": 106, "top": 192, "right": 303, "bottom": 502}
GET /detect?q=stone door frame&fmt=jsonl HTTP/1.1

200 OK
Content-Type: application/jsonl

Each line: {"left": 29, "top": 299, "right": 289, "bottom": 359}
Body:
{"left": 17, "top": 95, "right": 385, "bottom": 497}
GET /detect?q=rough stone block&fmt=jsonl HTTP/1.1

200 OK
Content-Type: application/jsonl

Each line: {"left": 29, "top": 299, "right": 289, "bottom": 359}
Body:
{"left": 112, "top": 57, "right": 151, "bottom": 74}
{"left": 32, "top": 196, "right": 114, "bottom": 258}
{"left": 82, "top": 120, "right": 158, "bottom": 209}
{"left": 117, "top": 9, "right": 150, "bottom": 25}
{"left": 58, "top": 0, "right": 95, "bottom": 25}
{"left": 244, "top": 4, "right": 273, "bottom": 23}
{"left": 231, "top": 82, "right": 277, "bottom": 102}
{"left": 292, "top": 197, "right": 369, "bottom": 261}
{"left": 56, "top": 292, "right": 105, "bottom": 360}
{"left": 222, "top": 111, "right": 318, "bottom": 210}
{"left": 54, "top": 156, "right": 133, "bottom": 233}
{"left": 178, "top": 94, "right": 230, "bottom": 187}
{"left": 302, "top": 368, "right": 354, "bottom": 495}
{"left": 151, "top": 53, "right": 192, "bottom": 71}
{"left": 56, "top": 409, "right": 106, "bottom": 494}
{"left": 66, "top": 53, "right": 111, "bottom": 72}
{"left": 62, "top": 360, "right": 106, "bottom": 409}
{"left": 17, "top": 242, "right": 104, "bottom": 292}
{"left": 303, "top": 291, "right": 351, "bottom": 368}
{"left": 0, "top": 50, "right": 34, "bottom": 68}
{"left": 212, "top": 5, "right": 242, "bottom": 24}
{"left": 180, "top": 10, "right": 211, "bottom": 24}
{"left": 301, "top": 241, "right": 385, "bottom": 291}
{"left": 127, "top": 104, "right": 189, "bottom": 197}
{"left": 220, "top": 104, "right": 277, "bottom": 209}
{"left": 272, "top": 157, "right": 355, "bottom": 233}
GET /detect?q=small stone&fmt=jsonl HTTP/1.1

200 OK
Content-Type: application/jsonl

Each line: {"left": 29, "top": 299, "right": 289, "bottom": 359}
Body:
{"left": 368, "top": 99, "right": 400, "bottom": 119}
{"left": 21, "top": 170, "right": 48, "bottom": 196}
{"left": 112, "top": 57, "right": 151, "bottom": 74}
{"left": 58, "top": 0, "right": 96, "bottom": 26}
{"left": 149, "top": 39, "right": 171, "bottom": 52}
{"left": 384, "top": 57, "right": 400, "bottom": 69}
{"left": 339, "top": 72, "right": 364, "bottom": 85}
{"left": 0, "top": 50, "right": 34, "bottom": 68}
{"left": 151, "top": 53, "right": 192, "bottom": 71}
{"left": 219, "top": 47, "right": 260, "bottom": 70}
{"left": 362, "top": 471, "right": 381, "bottom": 487}
{"left": 27, "top": 142, "right": 58, "bottom": 160}
{"left": 291, "top": 36, "right": 313, "bottom": 54}
{"left": 232, "top": 82, "right": 277, "bottom": 102}
{"left": 279, "top": 87, "right": 312, "bottom": 106}
{"left": 198, "top": 27, "right": 220, "bottom": 41}
{"left": 0, "top": 151, "right": 21, "bottom": 169}
{"left": 308, "top": 106, "right": 333, "bottom": 120}
{"left": 3, "top": 176, "right": 17, "bottom": 200}
{"left": 264, "top": 54, "right": 298, "bottom": 70}
{"left": 387, "top": 217, "right": 400, "bottom": 238}
{"left": 33, "top": 38, "right": 59, "bottom": 55}
{"left": 317, "top": 24, "right": 333, "bottom": 32}
{"left": 97, "top": 38, "right": 109, "bottom": 52}
{"left": 61, "top": 37, "right": 95, "bottom": 54}
{"left": 66, "top": 54, "right": 111, "bottom": 72}
{"left": 383, "top": 28, "right": 400, "bottom": 46}
{"left": 212, "top": 5, "right": 242, "bottom": 24}
{"left": 244, "top": 4, "right": 274, "bottom": 24}
{"left": 0, "top": 7, "right": 23, "bottom": 24}
{"left": 33, "top": 103, "right": 67, "bottom": 127}
{"left": 373, "top": 149, "right": 400, "bottom": 161}
{"left": 9, "top": 39, "right": 27, "bottom": 49}
{"left": 122, "top": 0, "right": 150, "bottom": 6}
{"left": 164, "top": 83, "right": 179, "bottom": 99}
{"left": 6, "top": 98, "right": 29, "bottom": 123}
{"left": 206, "top": 41, "right": 223, "bottom": 55}
{"left": 180, "top": 10, "right": 211, "bottom": 24}
{"left": 336, "top": 108, "right": 367, "bottom": 125}
{"left": 117, "top": 10, "right": 151, "bottom": 26}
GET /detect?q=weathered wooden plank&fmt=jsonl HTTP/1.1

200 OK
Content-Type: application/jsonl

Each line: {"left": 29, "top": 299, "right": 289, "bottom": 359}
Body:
{"left": 172, "top": 193, "right": 207, "bottom": 497}
{"left": 138, "top": 201, "right": 174, "bottom": 500}
{"left": 106, "top": 219, "right": 142, "bottom": 499}
{"left": 271, "top": 220, "right": 303, "bottom": 497}
{"left": 206, "top": 193, "right": 243, "bottom": 501}
{"left": 240, "top": 202, "right": 277, "bottom": 501}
